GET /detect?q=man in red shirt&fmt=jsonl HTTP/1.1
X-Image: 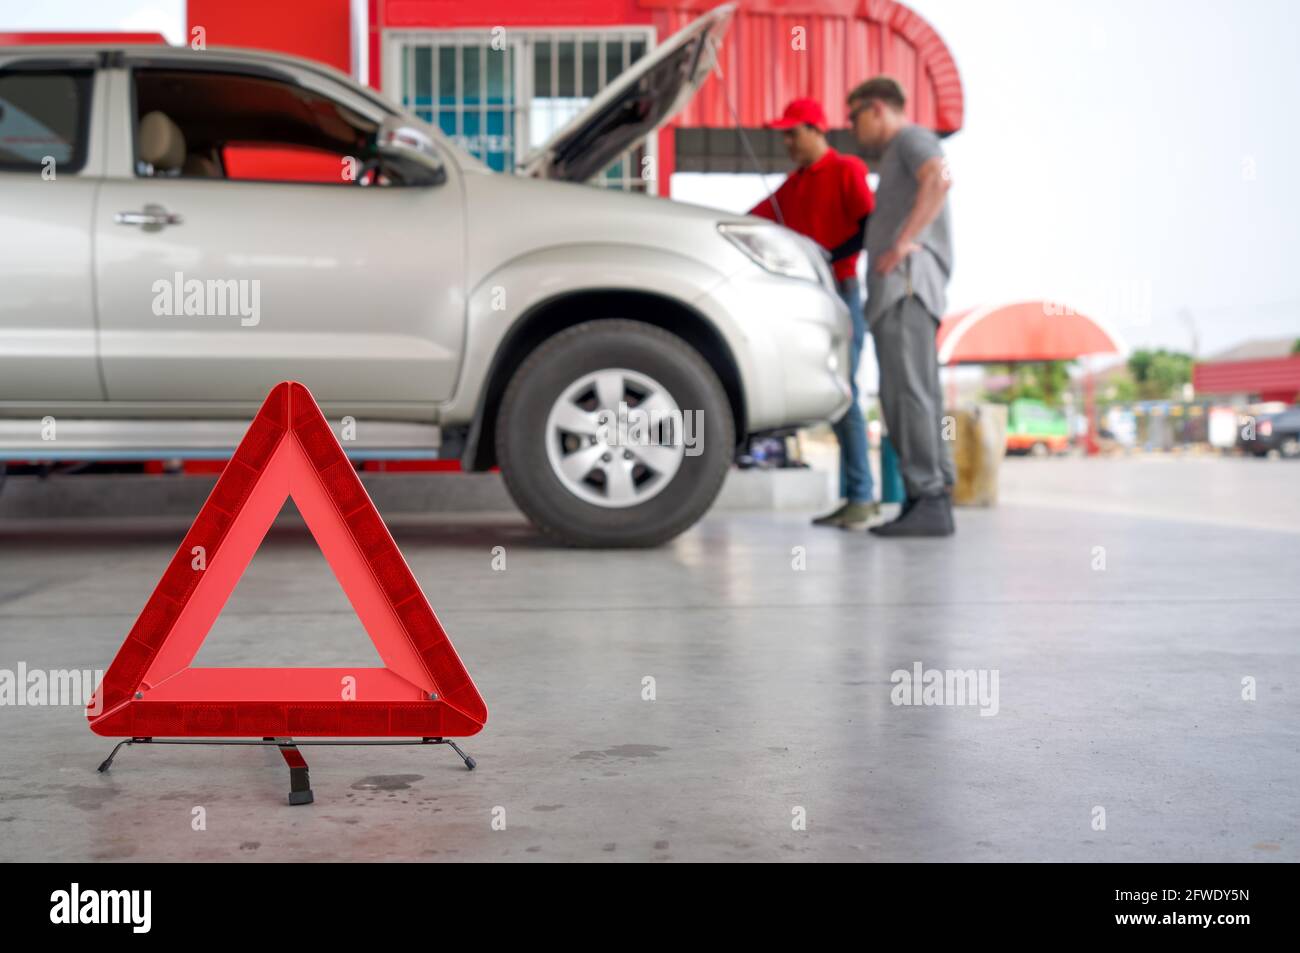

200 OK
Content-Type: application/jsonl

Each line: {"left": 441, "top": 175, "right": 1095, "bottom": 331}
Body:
{"left": 750, "top": 98, "right": 877, "bottom": 528}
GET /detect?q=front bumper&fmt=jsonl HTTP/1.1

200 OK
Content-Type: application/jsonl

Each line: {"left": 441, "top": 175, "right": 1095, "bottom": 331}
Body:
{"left": 691, "top": 268, "right": 852, "bottom": 433}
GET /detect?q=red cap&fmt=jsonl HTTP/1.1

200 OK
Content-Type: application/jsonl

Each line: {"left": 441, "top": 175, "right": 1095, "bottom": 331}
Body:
{"left": 765, "top": 98, "right": 829, "bottom": 132}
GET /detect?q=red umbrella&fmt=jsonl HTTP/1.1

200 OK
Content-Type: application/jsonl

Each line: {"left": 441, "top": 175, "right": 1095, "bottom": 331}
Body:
{"left": 936, "top": 300, "right": 1126, "bottom": 455}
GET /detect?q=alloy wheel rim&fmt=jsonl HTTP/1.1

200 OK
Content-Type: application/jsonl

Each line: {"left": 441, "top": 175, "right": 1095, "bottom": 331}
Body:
{"left": 544, "top": 367, "right": 687, "bottom": 509}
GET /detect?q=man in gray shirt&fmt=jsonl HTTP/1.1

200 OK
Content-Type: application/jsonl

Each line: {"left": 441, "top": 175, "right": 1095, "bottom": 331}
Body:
{"left": 848, "top": 76, "right": 956, "bottom": 537}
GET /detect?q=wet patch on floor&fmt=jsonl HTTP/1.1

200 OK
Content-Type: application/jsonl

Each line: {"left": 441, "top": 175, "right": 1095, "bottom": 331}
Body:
{"left": 350, "top": 774, "right": 424, "bottom": 791}
{"left": 89, "top": 843, "right": 138, "bottom": 861}
{"left": 61, "top": 784, "right": 119, "bottom": 811}
{"left": 572, "top": 744, "right": 670, "bottom": 761}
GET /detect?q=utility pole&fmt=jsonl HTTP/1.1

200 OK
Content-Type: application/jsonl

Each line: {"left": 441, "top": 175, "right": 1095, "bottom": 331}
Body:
{"left": 1178, "top": 307, "right": 1199, "bottom": 359}
{"left": 1178, "top": 307, "right": 1199, "bottom": 402}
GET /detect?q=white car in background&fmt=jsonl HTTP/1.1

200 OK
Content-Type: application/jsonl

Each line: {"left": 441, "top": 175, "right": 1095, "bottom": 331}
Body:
{"left": 0, "top": 5, "right": 851, "bottom": 546}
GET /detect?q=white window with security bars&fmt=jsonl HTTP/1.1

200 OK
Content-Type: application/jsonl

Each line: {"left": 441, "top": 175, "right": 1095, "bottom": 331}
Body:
{"left": 384, "top": 28, "right": 656, "bottom": 193}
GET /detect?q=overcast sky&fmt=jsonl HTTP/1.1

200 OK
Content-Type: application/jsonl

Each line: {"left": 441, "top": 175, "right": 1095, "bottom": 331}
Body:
{"left": 5, "top": 0, "right": 1298, "bottom": 357}
{"left": 903, "top": 0, "right": 1300, "bottom": 358}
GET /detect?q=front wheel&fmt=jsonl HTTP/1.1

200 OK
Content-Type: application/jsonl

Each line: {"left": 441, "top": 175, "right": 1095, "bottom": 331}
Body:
{"left": 495, "top": 320, "right": 735, "bottom": 547}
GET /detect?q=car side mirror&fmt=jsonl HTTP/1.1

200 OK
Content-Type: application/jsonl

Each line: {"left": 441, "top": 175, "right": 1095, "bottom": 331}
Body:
{"left": 380, "top": 119, "right": 435, "bottom": 154}
{"left": 377, "top": 118, "right": 446, "bottom": 187}
{"left": 376, "top": 144, "right": 447, "bottom": 187}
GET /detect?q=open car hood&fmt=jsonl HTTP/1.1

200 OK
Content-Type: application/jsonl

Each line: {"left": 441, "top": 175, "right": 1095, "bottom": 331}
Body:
{"left": 519, "top": 3, "right": 735, "bottom": 182}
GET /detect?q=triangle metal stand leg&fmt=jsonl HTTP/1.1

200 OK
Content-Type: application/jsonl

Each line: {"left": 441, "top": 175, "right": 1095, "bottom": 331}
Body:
{"left": 96, "top": 737, "right": 142, "bottom": 774}
{"left": 268, "top": 737, "right": 314, "bottom": 806}
{"left": 94, "top": 736, "right": 476, "bottom": 802}
{"left": 425, "top": 736, "right": 476, "bottom": 771}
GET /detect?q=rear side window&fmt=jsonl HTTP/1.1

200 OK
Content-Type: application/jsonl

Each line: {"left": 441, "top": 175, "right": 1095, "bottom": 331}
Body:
{"left": 0, "top": 69, "right": 93, "bottom": 173}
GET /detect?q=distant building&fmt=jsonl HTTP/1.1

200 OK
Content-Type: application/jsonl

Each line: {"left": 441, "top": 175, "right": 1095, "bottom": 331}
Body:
{"left": 1205, "top": 337, "right": 1298, "bottom": 362}
{"left": 1195, "top": 337, "right": 1300, "bottom": 404}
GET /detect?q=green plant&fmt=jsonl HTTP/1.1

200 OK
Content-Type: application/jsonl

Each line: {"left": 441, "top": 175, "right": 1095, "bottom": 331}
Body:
{"left": 1127, "top": 349, "right": 1193, "bottom": 400}
{"left": 981, "top": 361, "right": 1073, "bottom": 407}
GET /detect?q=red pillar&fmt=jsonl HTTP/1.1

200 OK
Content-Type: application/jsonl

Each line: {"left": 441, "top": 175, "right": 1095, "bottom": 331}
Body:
{"left": 1084, "top": 361, "right": 1100, "bottom": 455}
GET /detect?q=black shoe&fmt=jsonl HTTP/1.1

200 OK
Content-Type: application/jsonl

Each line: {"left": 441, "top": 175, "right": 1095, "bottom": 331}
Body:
{"left": 869, "top": 494, "right": 954, "bottom": 537}
{"left": 880, "top": 496, "right": 918, "bottom": 524}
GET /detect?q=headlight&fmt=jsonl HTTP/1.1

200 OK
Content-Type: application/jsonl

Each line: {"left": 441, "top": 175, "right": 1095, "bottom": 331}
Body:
{"left": 718, "top": 222, "right": 828, "bottom": 285}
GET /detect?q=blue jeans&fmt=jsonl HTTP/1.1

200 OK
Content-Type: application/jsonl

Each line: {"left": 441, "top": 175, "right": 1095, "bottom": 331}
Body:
{"left": 834, "top": 277, "right": 875, "bottom": 504}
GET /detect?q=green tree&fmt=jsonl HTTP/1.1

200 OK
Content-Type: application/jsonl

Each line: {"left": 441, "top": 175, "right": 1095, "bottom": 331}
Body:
{"left": 1127, "top": 348, "right": 1193, "bottom": 400}
{"left": 1291, "top": 338, "right": 1300, "bottom": 355}
{"left": 1104, "top": 373, "right": 1138, "bottom": 403}
{"left": 982, "top": 361, "right": 1073, "bottom": 407}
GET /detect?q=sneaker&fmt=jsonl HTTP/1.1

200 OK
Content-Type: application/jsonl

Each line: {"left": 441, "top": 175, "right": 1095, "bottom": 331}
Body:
{"left": 869, "top": 494, "right": 954, "bottom": 538}
{"left": 836, "top": 500, "right": 882, "bottom": 529}
{"left": 812, "top": 501, "right": 880, "bottom": 528}
{"left": 812, "top": 502, "right": 851, "bottom": 527}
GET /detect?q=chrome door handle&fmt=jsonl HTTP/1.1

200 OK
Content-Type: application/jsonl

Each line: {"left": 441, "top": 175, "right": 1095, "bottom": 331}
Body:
{"left": 114, "top": 205, "right": 183, "bottom": 228}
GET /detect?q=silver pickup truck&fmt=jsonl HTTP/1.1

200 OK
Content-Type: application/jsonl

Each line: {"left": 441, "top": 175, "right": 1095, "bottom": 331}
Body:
{"left": 0, "top": 6, "right": 851, "bottom": 546}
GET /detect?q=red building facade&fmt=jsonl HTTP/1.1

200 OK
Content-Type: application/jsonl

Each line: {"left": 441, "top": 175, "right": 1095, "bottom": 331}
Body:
{"left": 1194, "top": 357, "right": 1300, "bottom": 404}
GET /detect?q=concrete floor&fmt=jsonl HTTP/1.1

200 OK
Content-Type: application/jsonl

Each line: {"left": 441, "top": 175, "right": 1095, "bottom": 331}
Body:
{"left": 0, "top": 457, "right": 1296, "bottom": 862}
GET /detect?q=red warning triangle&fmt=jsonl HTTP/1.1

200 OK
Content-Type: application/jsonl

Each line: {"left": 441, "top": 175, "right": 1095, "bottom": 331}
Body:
{"left": 88, "top": 381, "right": 487, "bottom": 738}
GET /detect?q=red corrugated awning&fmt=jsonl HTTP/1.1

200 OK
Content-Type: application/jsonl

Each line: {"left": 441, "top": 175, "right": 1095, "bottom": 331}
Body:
{"left": 936, "top": 301, "right": 1124, "bottom": 365}
{"left": 1193, "top": 356, "right": 1300, "bottom": 402}
{"left": 655, "top": 0, "right": 964, "bottom": 133}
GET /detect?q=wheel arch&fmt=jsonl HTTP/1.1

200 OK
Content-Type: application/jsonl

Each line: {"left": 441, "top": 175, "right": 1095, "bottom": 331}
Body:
{"left": 461, "top": 289, "right": 747, "bottom": 471}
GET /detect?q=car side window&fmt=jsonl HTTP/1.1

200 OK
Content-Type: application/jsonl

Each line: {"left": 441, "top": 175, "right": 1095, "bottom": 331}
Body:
{"left": 131, "top": 67, "right": 388, "bottom": 186}
{"left": 0, "top": 68, "right": 93, "bottom": 174}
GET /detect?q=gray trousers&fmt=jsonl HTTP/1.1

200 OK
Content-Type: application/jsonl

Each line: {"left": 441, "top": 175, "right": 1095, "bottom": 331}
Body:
{"left": 872, "top": 295, "right": 956, "bottom": 499}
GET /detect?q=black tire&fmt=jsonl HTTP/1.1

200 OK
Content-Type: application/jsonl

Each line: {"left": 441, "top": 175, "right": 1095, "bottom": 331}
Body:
{"left": 495, "top": 319, "right": 734, "bottom": 547}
